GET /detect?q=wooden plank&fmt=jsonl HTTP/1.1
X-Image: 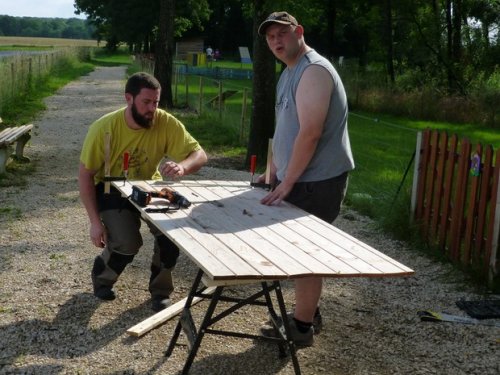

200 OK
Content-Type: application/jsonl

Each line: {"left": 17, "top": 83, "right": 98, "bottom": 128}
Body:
{"left": 449, "top": 138, "right": 471, "bottom": 261}
{"left": 0, "top": 128, "right": 21, "bottom": 146}
{"left": 115, "top": 181, "right": 247, "bottom": 280}
{"left": 0, "top": 124, "right": 33, "bottom": 145}
{"left": 410, "top": 132, "right": 422, "bottom": 221}
{"left": 485, "top": 151, "right": 500, "bottom": 276}
{"left": 144, "top": 181, "right": 271, "bottom": 279}
{"left": 183, "top": 179, "right": 413, "bottom": 277}
{"left": 113, "top": 180, "right": 414, "bottom": 280}
{"left": 186, "top": 182, "right": 307, "bottom": 277}
{"left": 422, "top": 130, "right": 440, "bottom": 238}
{"left": 220, "top": 181, "right": 362, "bottom": 275}
{"left": 430, "top": 132, "right": 448, "bottom": 240}
{"left": 438, "top": 134, "right": 458, "bottom": 250}
{"left": 463, "top": 144, "right": 482, "bottom": 264}
{"left": 474, "top": 146, "right": 494, "bottom": 260}
{"left": 222, "top": 180, "right": 413, "bottom": 276}
{"left": 126, "top": 287, "right": 216, "bottom": 337}
{"left": 415, "top": 129, "right": 431, "bottom": 221}
{"left": 204, "top": 182, "right": 340, "bottom": 275}
{"left": 302, "top": 215, "right": 414, "bottom": 276}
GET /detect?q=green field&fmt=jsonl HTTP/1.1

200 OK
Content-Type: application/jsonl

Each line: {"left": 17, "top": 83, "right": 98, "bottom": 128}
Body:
{"left": 0, "top": 36, "right": 101, "bottom": 47}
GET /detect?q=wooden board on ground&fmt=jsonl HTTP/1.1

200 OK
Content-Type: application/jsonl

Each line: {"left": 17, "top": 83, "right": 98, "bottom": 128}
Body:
{"left": 127, "top": 287, "right": 216, "bottom": 337}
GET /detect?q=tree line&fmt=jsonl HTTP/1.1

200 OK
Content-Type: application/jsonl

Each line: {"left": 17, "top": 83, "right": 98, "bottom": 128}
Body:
{"left": 0, "top": 15, "right": 95, "bottom": 40}
{"left": 73, "top": 0, "right": 499, "bottom": 162}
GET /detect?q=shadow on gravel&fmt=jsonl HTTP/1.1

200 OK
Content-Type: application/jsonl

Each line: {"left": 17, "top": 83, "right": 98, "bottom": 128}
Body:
{"left": 135, "top": 343, "right": 291, "bottom": 375}
{"left": 180, "top": 345, "right": 291, "bottom": 374}
{"left": 0, "top": 292, "right": 150, "bottom": 373}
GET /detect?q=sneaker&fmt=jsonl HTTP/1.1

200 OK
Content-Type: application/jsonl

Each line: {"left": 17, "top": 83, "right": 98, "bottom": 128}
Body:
{"left": 151, "top": 296, "right": 171, "bottom": 312}
{"left": 262, "top": 311, "right": 323, "bottom": 335}
{"left": 94, "top": 285, "right": 116, "bottom": 301}
{"left": 260, "top": 313, "right": 314, "bottom": 347}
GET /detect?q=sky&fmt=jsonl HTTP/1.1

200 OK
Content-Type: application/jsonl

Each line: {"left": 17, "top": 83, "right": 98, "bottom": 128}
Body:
{"left": 0, "top": 0, "right": 85, "bottom": 19}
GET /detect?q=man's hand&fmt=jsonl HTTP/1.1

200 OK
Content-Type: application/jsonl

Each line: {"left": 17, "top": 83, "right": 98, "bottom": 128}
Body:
{"left": 160, "top": 161, "right": 185, "bottom": 178}
{"left": 260, "top": 180, "right": 293, "bottom": 206}
{"left": 90, "top": 221, "right": 107, "bottom": 248}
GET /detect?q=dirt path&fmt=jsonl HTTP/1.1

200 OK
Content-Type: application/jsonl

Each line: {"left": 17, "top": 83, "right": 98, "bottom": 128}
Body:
{"left": 0, "top": 66, "right": 499, "bottom": 375}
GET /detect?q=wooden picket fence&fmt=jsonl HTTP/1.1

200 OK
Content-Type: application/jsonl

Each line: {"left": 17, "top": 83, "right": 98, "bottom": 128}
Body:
{"left": 411, "top": 129, "right": 500, "bottom": 285}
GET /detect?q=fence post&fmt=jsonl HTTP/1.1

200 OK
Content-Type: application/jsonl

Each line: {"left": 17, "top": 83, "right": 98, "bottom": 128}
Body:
{"left": 410, "top": 131, "right": 422, "bottom": 221}
{"left": 28, "top": 58, "right": 33, "bottom": 90}
{"left": 240, "top": 88, "right": 248, "bottom": 142}
{"left": 487, "top": 152, "right": 500, "bottom": 285}
{"left": 11, "top": 62, "right": 15, "bottom": 98}
{"left": 185, "top": 74, "right": 189, "bottom": 107}
{"left": 449, "top": 139, "right": 471, "bottom": 261}
{"left": 199, "top": 76, "right": 203, "bottom": 115}
{"left": 174, "top": 65, "right": 178, "bottom": 104}
{"left": 218, "top": 81, "right": 223, "bottom": 119}
{"left": 429, "top": 132, "right": 449, "bottom": 240}
{"left": 422, "top": 130, "right": 440, "bottom": 238}
{"left": 463, "top": 144, "right": 483, "bottom": 263}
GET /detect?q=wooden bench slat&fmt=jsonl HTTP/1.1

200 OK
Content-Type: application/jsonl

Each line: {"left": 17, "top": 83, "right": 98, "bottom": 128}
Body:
{"left": 0, "top": 124, "right": 33, "bottom": 145}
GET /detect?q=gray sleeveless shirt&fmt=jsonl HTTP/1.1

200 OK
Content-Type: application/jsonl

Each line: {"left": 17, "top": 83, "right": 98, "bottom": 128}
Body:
{"left": 273, "top": 49, "right": 355, "bottom": 182}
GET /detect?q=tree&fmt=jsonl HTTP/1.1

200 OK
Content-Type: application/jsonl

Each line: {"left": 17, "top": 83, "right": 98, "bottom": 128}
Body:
{"left": 245, "top": 0, "right": 276, "bottom": 168}
{"left": 76, "top": 0, "right": 209, "bottom": 109}
{"left": 154, "top": 0, "right": 175, "bottom": 108}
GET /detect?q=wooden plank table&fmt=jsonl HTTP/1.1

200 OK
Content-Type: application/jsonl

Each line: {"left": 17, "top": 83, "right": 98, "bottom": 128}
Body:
{"left": 113, "top": 179, "right": 414, "bottom": 374}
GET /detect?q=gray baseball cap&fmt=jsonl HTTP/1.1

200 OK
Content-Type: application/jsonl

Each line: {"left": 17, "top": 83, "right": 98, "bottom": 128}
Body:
{"left": 258, "top": 11, "right": 298, "bottom": 36}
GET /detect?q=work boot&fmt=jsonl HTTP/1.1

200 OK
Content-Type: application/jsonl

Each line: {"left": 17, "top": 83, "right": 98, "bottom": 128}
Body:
{"left": 91, "top": 260, "right": 116, "bottom": 301}
{"left": 93, "top": 285, "right": 116, "bottom": 301}
{"left": 260, "top": 313, "right": 314, "bottom": 347}
{"left": 151, "top": 295, "right": 171, "bottom": 312}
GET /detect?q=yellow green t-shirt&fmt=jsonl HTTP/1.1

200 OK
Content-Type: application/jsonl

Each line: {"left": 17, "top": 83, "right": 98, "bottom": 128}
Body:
{"left": 80, "top": 107, "right": 202, "bottom": 184}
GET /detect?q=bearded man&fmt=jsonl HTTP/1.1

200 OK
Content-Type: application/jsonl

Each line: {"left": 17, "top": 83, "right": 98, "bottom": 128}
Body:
{"left": 78, "top": 72, "right": 207, "bottom": 312}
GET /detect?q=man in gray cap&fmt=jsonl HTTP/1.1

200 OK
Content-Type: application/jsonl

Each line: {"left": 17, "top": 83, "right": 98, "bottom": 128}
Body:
{"left": 256, "top": 11, "right": 355, "bottom": 347}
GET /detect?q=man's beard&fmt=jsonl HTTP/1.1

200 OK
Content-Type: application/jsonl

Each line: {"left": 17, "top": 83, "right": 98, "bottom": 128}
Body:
{"left": 131, "top": 102, "right": 154, "bottom": 129}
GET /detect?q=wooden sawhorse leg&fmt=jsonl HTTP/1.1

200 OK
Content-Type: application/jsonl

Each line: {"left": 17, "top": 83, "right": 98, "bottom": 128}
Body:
{"left": 165, "top": 270, "right": 302, "bottom": 374}
{"left": 165, "top": 270, "right": 224, "bottom": 374}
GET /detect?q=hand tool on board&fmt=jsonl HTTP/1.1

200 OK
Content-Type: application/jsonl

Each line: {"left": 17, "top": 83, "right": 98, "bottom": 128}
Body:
{"left": 250, "top": 154, "right": 256, "bottom": 184}
{"left": 249, "top": 154, "right": 271, "bottom": 189}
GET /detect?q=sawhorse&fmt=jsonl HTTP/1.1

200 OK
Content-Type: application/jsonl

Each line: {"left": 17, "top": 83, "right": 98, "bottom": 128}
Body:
{"left": 165, "top": 269, "right": 302, "bottom": 374}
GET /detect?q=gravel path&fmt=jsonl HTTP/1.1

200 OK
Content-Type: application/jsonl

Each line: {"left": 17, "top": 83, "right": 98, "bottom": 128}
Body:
{"left": 0, "top": 66, "right": 499, "bottom": 375}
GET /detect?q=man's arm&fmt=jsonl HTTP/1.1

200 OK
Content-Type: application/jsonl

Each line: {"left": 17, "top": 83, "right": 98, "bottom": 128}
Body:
{"left": 160, "top": 148, "right": 208, "bottom": 178}
{"left": 261, "top": 65, "right": 333, "bottom": 205}
{"left": 78, "top": 162, "right": 106, "bottom": 248}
